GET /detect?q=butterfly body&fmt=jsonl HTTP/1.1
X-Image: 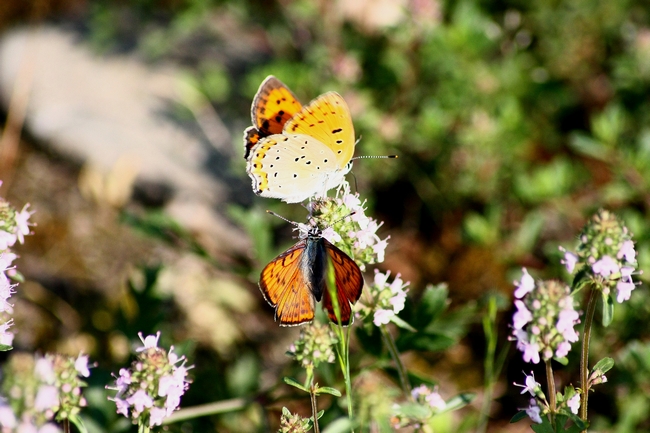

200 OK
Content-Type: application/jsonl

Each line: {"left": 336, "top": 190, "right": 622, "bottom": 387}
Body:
{"left": 259, "top": 226, "right": 364, "bottom": 326}
{"left": 245, "top": 76, "right": 356, "bottom": 203}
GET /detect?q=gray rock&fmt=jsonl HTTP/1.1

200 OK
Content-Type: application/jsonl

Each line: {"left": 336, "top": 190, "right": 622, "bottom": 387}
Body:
{"left": 0, "top": 26, "right": 251, "bottom": 256}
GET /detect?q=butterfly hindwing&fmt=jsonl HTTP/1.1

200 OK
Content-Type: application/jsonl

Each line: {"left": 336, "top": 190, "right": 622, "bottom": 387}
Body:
{"left": 321, "top": 239, "right": 364, "bottom": 325}
{"left": 259, "top": 240, "right": 316, "bottom": 326}
{"left": 258, "top": 227, "right": 365, "bottom": 326}
{"left": 246, "top": 134, "right": 341, "bottom": 203}
{"left": 245, "top": 76, "right": 303, "bottom": 159}
{"left": 283, "top": 92, "right": 356, "bottom": 168}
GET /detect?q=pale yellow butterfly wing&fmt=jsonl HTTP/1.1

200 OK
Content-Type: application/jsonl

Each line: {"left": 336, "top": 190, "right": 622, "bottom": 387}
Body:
{"left": 246, "top": 133, "right": 347, "bottom": 203}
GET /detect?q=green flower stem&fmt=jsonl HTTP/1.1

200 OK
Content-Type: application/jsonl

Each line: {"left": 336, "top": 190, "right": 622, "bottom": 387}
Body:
{"left": 336, "top": 325, "right": 354, "bottom": 423}
{"left": 304, "top": 364, "right": 320, "bottom": 433}
{"left": 545, "top": 360, "right": 556, "bottom": 414}
{"left": 305, "top": 364, "right": 314, "bottom": 390}
{"left": 380, "top": 324, "right": 410, "bottom": 396}
{"left": 580, "top": 286, "right": 598, "bottom": 427}
{"left": 326, "top": 263, "right": 354, "bottom": 426}
{"left": 164, "top": 398, "right": 248, "bottom": 423}
{"left": 310, "top": 383, "right": 321, "bottom": 433}
{"left": 478, "top": 296, "right": 506, "bottom": 433}
{"left": 137, "top": 423, "right": 150, "bottom": 433}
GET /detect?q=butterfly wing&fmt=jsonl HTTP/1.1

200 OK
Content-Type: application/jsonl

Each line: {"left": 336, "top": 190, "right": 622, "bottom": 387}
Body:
{"left": 246, "top": 133, "right": 342, "bottom": 203}
{"left": 321, "top": 240, "right": 364, "bottom": 325}
{"left": 244, "top": 76, "right": 303, "bottom": 159}
{"left": 259, "top": 240, "right": 316, "bottom": 326}
{"left": 283, "top": 92, "right": 356, "bottom": 168}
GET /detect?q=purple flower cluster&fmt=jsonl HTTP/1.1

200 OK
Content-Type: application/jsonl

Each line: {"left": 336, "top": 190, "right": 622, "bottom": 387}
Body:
{"left": 108, "top": 332, "right": 191, "bottom": 428}
{"left": 287, "top": 322, "right": 338, "bottom": 369}
{"left": 514, "top": 371, "right": 581, "bottom": 424}
{"left": 0, "top": 198, "right": 32, "bottom": 250}
{"left": 511, "top": 270, "right": 580, "bottom": 363}
{"left": 561, "top": 209, "right": 640, "bottom": 304}
{"left": 410, "top": 385, "right": 446, "bottom": 411}
{"left": 0, "top": 253, "right": 16, "bottom": 347}
{"left": 0, "top": 352, "right": 89, "bottom": 431}
{"left": 0, "top": 185, "right": 34, "bottom": 348}
{"left": 357, "top": 270, "right": 409, "bottom": 327}
{"left": 390, "top": 384, "right": 447, "bottom": 428}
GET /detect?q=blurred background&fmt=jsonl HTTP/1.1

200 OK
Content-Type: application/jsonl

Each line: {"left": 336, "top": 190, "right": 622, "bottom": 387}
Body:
{"left": 2, "top": 0, "right": 650, "bottom": 431}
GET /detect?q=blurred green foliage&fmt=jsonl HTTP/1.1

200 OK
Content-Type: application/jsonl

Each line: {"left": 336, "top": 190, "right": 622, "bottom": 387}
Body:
{"left": 66, "top": 0, "right": 650, "bottom": 428}
{"left": 4, "top": 0, "right": 650, "bottom": 430}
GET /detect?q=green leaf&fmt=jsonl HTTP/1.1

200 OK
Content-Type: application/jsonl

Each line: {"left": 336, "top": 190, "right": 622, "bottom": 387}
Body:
{"left": 566, "top": 412, "right": 588, "bottom": 431}
{"left": 592, "top": 357, "right": 615, "bottom": 374}
{"left": 554, "top": 356, "right": 569, "bottom": 366}
{"left": 411, "top": 284, "right": 449, "bottom": 329}
{"left": 510, "top": 410, "right": 528, "bottom": 423}
{"left": 569, "top": 132, "right": 610, "bottom": 160}
{"left": 9, "top": 270, "right": 24, "bottom": 283}
{"left": 390, "top": 315, "right": 417, "bottom": 332}
{"left": 397, "top": 333, "right": 456, "bottom": 352}
{"left": 315, "top": 386, "right": 341, "bottom": 397}
{"left": 68, "top": 415, "right": 89, "bottom": 433}
{"left": 441, "top": 393, "right": 475, "bottom": 413}
{"left": 464, "top": 210, "right": 499, "bottom": 245}
{"left": 571, "top": 268, "right": 591, "bottom": 293}
{"left": 563, "top": 424, "right": 587, "bottom": 433}
{"left": 283, "top": 377, "right": 309, "bottom": 393}
{"left": 394, "top": 402, "right": 432, "bottom": 419}
{"left": 0, "top": 344, "right": 12, "bottom": 352}
{"left": 601, "top": 292, "right": 614, "bottom": 327}
{"left": 554, "top": 414, "right": 569, "bottom": 430}
{"left": 530, "top": 416, "right": 555, "bottom": 433}
{"left": 321, "top": 417, "right": 355, "bottom": 433}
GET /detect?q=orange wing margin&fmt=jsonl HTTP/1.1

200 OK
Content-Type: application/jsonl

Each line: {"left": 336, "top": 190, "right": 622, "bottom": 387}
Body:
{"left": 259, "top": 241, "right": 316, "bottom": 326}
{"left": 321, "top": 240, "right": 364, "bottom": 325}
{"left": 245, "top": 76, "right": 303, "bottom": 159}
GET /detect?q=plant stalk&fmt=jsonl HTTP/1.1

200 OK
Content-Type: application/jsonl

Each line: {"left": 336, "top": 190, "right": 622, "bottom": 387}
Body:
{"left": 546, "top": 360, "right": 556, "bottom": 413}
{"left": 310, "top": 383, "right": 321, "bottom": 433}
{"left": 477, "top": 296, "right": 498, "bottom": 433}
{"left": 380, "top": 325, "right": 410, "bottom": 396}
{"left": 580, "top": 287, "right": 598, "bottom": 427}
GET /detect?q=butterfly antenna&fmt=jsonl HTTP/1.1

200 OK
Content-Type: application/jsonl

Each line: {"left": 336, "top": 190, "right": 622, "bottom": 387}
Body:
{"left": 351, "top": 154, "right": 398, "bottom": 161}
{"left": 329, "top": 211, "right": 357, "bottom": 227}
{"left": 352, "top": 135, "right": 398, "bottom": 159}
{"left": 266, "top": 210, "right": 300, "bottom": 227}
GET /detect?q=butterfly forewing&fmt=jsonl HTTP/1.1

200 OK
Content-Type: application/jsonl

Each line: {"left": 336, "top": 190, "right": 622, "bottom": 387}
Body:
{"left": 259, "top": 241, "right": 316, "bottom": 326}
{"left": 283, "top": 92, "right": 355, "bottom": 168}
{"left": 321, "top": 240, "right": 364, "bottom": 325}
{"left": 244, "top": 76, "right": 303, "bottom": 160}
{"left": 251, "top": 76, "right": 302, "bottom": 135}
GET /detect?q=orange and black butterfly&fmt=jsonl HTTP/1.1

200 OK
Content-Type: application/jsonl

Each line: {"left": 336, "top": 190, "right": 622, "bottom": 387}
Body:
{"left": 243, "top": 76, "right": 303, "bottom": 160}
{"left": 259, "top": 222, "right": 364, "bottom": 326}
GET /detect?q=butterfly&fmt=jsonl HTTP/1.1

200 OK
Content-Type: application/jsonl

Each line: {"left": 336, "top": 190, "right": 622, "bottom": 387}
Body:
{"left": 258, "top": 221, "right": 364, "bottom": 326}
{"left": 245, "top": 76, "right": 356, "bottom": 203}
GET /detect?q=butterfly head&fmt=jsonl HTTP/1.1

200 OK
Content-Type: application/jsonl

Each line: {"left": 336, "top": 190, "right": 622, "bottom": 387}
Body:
{"left": 297, "top": 217, "right": 324, "bottom": 240}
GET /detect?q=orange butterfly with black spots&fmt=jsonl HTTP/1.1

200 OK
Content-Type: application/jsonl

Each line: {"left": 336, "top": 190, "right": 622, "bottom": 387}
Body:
{"left": 259, "top": 220, "right": 364, "bottom": 326}
{"left": 244, "top": 76, "right": 357, "bottom": 203}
